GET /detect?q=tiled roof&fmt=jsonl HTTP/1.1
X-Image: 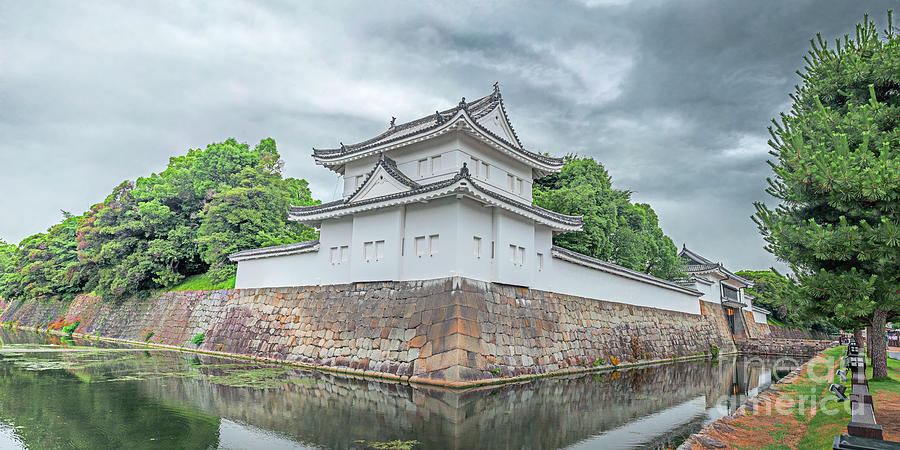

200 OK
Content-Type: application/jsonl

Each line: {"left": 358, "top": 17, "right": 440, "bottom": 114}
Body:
{"left": 345, "top": 153, "right": 420, "bottom": 201}
{"left": 228, "top": 240, "right": 319, "bottom": 261}
{"left": 311, "top": 84, "right": 563, "bottom": 167}
{"left": 290, "top": 167, "right": 583, "bottom": 229}
{"left": 680, "top": 246, "right": 753, "bottom": 286}
{"left": 552, "top": 246, "right": 703, "bottom": 296}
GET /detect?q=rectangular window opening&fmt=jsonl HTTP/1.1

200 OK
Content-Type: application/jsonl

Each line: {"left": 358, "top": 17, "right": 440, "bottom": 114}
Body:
{"left": 537, "top": 252, "right": 544, "bottom": 271}
{"left": 417, "top": 159, "right": 428, "bottom": 177}
{"left": 375, "top": 240, "right": 384, "bottom": 261}
{"left": 340, "top": 245, "right": 349, "bottom": 263}
{"left": 431, "top": 155, "right": 441, "bottom": 174}
{"left": 473, "top": 236, "right": 482, "bottom": 258}
{"left": 429, "top": 234, "right": 439, "bottom": 255}
{"left": 415, "top": 236, "right": 426, "bottom": 257}
{"left": 363, "top": 241, "right": 374, "bottom": 262}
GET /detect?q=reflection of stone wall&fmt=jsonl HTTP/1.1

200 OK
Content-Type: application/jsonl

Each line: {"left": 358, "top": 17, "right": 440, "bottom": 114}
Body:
{"left": 136, "top": 355, "right": 752, "bottom": 450}
{"left": 2, "top": 277, "right": 740, "bottom": 386}
{"left": 735, "top": 338, "right": 832, "bottom": 357}
{"left": 741, "top": 310, "right": 828, "bottom": 340}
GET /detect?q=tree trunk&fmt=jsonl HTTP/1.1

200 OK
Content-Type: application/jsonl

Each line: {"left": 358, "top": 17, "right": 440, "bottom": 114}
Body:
{"left": 866, "top": 326, "right": 873, "bottom": 360}
{"left": 854, "top": 328, "right": 864, "bottom": 348}
{"left": 871, "top": 309, "right": 888, "bottom": 379}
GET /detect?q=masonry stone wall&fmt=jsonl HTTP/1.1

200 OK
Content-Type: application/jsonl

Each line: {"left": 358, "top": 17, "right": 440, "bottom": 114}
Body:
{"left": 741, "top": 310, "right": 829, "bottom": 340}
{"left": 734, "top": 337, "right": 833, "bottom": 357}
{"left": 3, "top": 277, "right": 743, "bottom": 386}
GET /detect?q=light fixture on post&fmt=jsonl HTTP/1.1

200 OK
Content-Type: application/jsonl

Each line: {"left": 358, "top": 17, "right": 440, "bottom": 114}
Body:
{"left": 829, "top": 383, "right": 848, "bottom": 402}
{"left": 836, "top": 369, "right": 848, "bottom": 383}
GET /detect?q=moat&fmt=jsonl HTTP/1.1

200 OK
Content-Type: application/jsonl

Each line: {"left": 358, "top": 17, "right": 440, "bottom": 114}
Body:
{"left": 0, "top": 329, "right": 802, "bottom": 449}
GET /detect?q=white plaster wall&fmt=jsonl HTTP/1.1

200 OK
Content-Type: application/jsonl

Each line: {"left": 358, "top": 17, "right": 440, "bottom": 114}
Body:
{"left": 350, "top": 207, "right": 403, "bottom": 282}
{"left": 535, "top": 258, "right": 702, "bottom": 315}
{"left": 457, "top": 134, "right": 533, "bottom": 202}
{"left": 319, "top": 217, "right": 353, "bottom": 284}
{"left": 401, "top": 197, "right": 460, "bottom": 281}
{"left": 696, "top": 281, "right": 720, "bottom": 304}
{"left": 453, "top": 198, "right": 494, "bottom": 281}
{"left": 753, "top": 310, "right": 769, "bottom": 324}
{"left": 532, "top": 225, "right": 553, "bottom": 280}
{"left": 235, "top": 196, "right": 704, "bottom": 315}
{"left": 234, "top": 252, "right": 321, "bottom": 289}
{"left": 492, "top": 209, "right": 535, "bottom": 287}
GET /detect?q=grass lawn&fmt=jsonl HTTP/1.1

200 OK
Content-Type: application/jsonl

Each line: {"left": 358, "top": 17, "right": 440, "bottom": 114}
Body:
{"left": 168, "top": 273, "right": 236, "bottom": 291}
{"left": 796, "top": 347, "right": 900, "bottom": 448}
{"left": 686, "top": 346, "right": 898, "bottom": 449}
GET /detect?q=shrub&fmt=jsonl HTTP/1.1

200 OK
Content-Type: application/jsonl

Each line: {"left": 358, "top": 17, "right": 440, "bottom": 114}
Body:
{"left": 144, "top": 331, "right": 154, "bottom": 342}
{"left": 191, "top": 333, "right": 205, "bottom": 346}
{"left": 61, "top": 320, "right": 80, "bottom": 336}
{"left": 610, "top": 355, "right": 620, "bottom": 366}
{"left": 709, "top": 344, "right": 720, "bottom": 358}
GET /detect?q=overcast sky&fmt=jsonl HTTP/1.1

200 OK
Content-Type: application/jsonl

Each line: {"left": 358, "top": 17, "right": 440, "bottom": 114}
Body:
{"left": 1, "top": 1, "right": 895, "bottom": 271}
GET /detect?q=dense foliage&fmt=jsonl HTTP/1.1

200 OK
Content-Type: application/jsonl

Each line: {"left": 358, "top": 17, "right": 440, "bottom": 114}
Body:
{"left": 735, "top": 270, "right": 836, "bottom": 333}
{"left": 753, "top": 13, "right": 899, "bottom": 377}
{"left": 534, "top": 156, "right": 684, "bottom": 280}
{"left": 0, "top": 138, "right": 317, "bottom": 301}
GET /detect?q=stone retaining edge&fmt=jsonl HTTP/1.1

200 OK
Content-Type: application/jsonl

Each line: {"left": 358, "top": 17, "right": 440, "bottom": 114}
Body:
{"left": 4, "top": 323, "right": 734, "bottom": 390}
{"left": 676, "top": 346, "right": 837, "bottom": 449}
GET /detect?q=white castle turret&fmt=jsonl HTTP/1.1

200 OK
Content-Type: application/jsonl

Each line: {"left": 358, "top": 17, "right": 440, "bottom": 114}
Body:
{"left": 230, "top": 85, "right": 703, "bottom": 314}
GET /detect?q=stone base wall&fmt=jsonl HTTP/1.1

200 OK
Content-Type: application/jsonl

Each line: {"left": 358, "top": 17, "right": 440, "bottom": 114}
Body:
{"left": 734, "top": 338, "right": 833, "bottom": 357}
{"left": 742, "top": 310, "right": 828, "bottom": 340}
{"left": 3, "top": 277, "right": 745, "bottom": 386}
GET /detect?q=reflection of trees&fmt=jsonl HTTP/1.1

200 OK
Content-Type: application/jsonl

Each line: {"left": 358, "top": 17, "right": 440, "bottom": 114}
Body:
{"left": 0, "top": 361, "right": 220, "bottom": 449}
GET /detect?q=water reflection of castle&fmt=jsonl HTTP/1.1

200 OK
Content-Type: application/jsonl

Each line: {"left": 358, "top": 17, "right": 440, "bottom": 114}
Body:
{"left": 130, "top": 354, "right": 799, "bottom": 449}
{"left": 0, "top": 329, "right": 801, "bottom": 450}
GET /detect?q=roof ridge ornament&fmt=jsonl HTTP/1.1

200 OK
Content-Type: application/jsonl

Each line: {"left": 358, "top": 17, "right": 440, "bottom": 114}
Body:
{"left": 492, "top": 81, "right": 500, "bottom": 99}
{"left": 458, "top": 97, "right": 467, "bottom": 111}
{"left": 459, "top": 162, "right": 470, "bottom": 177}
{"left": 434, "top": 111, "right": 444, "bottom": 124}
{"left": 390, "top": 116, "right": 396, "bottom": 128}
{"left": 340, "top": 142, "right": 347, "bottom": 151}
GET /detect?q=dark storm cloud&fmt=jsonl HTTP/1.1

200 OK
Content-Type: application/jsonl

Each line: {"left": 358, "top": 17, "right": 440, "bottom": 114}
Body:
{"left": 1, "top": 0, "right": 895, "bottom": 271}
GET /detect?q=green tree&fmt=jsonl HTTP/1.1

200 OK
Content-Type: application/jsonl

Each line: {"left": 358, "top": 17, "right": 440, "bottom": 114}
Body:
{"left": 197, "top": 144, "right": 319, "bottom": 282}
{"left": 534, "top": 156, "right": 684, "bottom": 280}
{"left": 0, "top": 213, "right": 86, "bottom": 301}
{"left": 753, "top": 13, "right": 899, "bottom": 377}
{"left": 1, "top": 138, "right": 318, "bottom": 302}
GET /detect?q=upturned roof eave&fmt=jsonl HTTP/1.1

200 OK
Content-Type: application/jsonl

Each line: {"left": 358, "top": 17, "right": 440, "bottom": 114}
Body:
{"left": 289, "top": 175, "right": 583, "bottom": 231}
{"left": 311, "top": 105, "right": 564, "bottom": 172}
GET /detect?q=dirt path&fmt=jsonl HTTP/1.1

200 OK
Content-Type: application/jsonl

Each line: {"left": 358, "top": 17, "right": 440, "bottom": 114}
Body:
{"left": 679, "top": 353, "right": 838, "bottom": 449}
{"left": 875, "top": 391, "right": 900, "bottom": 441}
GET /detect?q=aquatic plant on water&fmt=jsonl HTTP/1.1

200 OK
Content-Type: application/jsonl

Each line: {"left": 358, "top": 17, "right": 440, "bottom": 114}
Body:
{"left": 355, "top": 440, "right": 420, "bottom": 450}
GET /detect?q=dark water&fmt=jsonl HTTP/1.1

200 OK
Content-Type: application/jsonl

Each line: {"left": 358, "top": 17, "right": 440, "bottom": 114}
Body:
{"left": 0, "top": 329, "right": 802, "bottom": 449}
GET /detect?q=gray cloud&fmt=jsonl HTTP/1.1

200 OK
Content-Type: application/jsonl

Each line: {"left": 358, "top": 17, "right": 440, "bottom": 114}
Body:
{"left": 1, "top": 0, "right": 895, "bottom": 272}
